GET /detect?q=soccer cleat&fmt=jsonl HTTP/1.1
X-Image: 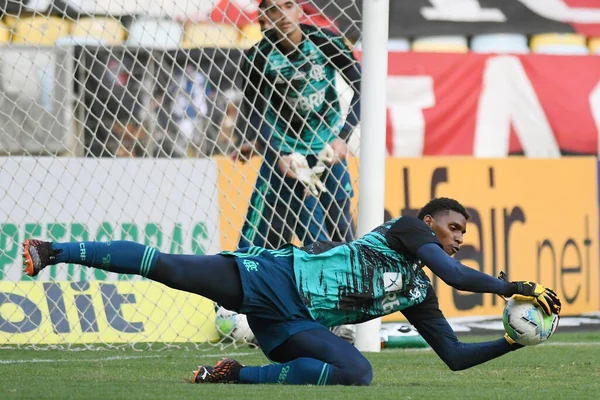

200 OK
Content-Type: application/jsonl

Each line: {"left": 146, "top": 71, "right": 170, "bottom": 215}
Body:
{"left": 22, "top": 240, "right": 59, "bottom": 277}
{"left": 192, "top": 358, "right": 243, "bottom": 384}
{"left": 192, "top": 365, "right": 213, "bottom": 383}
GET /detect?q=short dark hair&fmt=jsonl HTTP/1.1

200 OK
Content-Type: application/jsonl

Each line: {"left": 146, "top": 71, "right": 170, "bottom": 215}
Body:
{"left": 417, "top": 197, "right": 470, "bottom": 221}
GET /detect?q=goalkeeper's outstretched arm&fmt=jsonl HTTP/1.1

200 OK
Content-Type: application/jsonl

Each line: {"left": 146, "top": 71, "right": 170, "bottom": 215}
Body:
{"left": 406, "top": 243, "right": 530, "bottom": 371}
{"left": 407, "top": 313, "right": 522, "bottom": 371}
{"left": 416, "top": 243, "right": 510, "bottom": 294}
{"left": 417, "top": 243, "right": 561, "bottom": 315}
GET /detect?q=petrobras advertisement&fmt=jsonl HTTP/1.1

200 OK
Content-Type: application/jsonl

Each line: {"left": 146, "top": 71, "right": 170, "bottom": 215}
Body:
{"left": 0, "top": 157, "right": 221, "bottom": 343}
{"left": 0, "top": 157, "right": 221, "bottom": 281}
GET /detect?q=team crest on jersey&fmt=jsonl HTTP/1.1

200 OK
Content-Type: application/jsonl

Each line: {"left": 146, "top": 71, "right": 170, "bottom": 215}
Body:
{"left": 309, "top": 65, "right": 326, "bottom": 81}
{"left": 243, "top": 260, "right": 259, "bottom": 272}
{"left": 409, "top": 288, "right": 422, "bottom": 301}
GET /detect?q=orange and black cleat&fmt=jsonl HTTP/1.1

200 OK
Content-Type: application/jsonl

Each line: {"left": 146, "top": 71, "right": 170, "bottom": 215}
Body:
{"left": 22, "top": 240, "right": 58, "bottom": 277}
{"left": 192, "top": 358, "right": 244, "bottom": 384}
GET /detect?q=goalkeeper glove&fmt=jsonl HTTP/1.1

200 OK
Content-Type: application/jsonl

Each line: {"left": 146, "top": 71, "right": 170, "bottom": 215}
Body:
{"left": 502, "top": 333, "right": 525, "bottom": 349}
{"left": 288, "top": 153, "right": 327, "bottom": 197}
{"left": 311, "top": 144, "right": 334, "bottom": 178}
{"left": 317, "top": 143, "right": 335, "bottom": 165}
{"left": 498, "top": 271, "right": 562, "bottom": 316}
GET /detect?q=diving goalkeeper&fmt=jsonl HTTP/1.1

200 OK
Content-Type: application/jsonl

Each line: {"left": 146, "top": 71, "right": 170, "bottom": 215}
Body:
{"left": 22, "top": 197, "right": 561, "bottom": 386}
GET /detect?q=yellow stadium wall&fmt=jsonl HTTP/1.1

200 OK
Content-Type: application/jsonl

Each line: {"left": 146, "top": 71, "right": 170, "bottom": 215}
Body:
{"left": 217, "top": 156, "right": 600, "bottom": 319}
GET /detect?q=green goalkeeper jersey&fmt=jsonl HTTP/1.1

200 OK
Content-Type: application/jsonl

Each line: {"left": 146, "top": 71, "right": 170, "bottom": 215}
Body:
{"left": 293, "top": 216, "right": 441, "bottom": 327}
{"left": 237, "top": 24, "right": 361, "bottom": 155}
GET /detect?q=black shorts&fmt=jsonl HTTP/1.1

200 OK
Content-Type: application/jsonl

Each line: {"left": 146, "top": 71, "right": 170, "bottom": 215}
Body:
{"left": 227, "top": 249, "right": 324, "bottom": 356}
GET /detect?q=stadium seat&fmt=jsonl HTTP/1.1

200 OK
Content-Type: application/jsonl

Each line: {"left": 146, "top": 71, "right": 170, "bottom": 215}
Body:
{"left": 237, "top": 23, "right": 262, "bottom": 49}
{"left": 471, "top": 33, "right": 529, "bottom": 54}
{"left": 3, "top": 15, "right": 18, "bottom": 30}
{"left": 182, "top": 23, "right": 238, "bottom": 49}
{"left": 126, "top": 18, "right": 183, "bottom": 50}
{"left": 71, "top": 17, "right": 125, "bottom": 45}
{"left": 530, "top": 33, "right": 589, "bottom": 55}
{"left": 354, "top": 38, "right": 410, "bottom": 51}
{"left": 411, "top": 35, "right": 469, "bottom": 53}
{"left": 388, "top": 38, "right": 410, "bottom": 51}
{"left": 12, "top": 16, "right": 71, "bottom": 46}
{"left": 1, "top": 48, "right": 53, "bottom": 102}
{"left": 589, "top": 37, "right": 600, "bottom": 55}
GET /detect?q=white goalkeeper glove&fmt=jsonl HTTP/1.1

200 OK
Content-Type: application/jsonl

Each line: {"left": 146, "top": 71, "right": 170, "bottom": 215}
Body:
{"left": 311, "top": 143, "right": 334, "bottom": 179}
{"left": 317, "top": 143, "right": 335, "bottom": 165}
{"left": 288, "top": 152, "right": 327, "bottom": 197}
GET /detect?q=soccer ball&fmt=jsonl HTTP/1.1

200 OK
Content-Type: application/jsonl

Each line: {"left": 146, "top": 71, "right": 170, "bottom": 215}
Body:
{"left": 215, "top": 306, "right": 255, "bottom": 344}
{"left": 503, "top": 298, "right": 559, "bottom": 346}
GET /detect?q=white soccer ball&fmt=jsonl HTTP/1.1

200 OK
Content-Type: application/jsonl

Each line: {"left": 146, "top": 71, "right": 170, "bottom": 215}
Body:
{"left": 215, "top": 306, "right": 255, "bottom": 344}
{"left": 229, "top": 313, "right": 255, "bottom": 343}
{"left": 503, "top": 298, "right": 559, "bottom": 346}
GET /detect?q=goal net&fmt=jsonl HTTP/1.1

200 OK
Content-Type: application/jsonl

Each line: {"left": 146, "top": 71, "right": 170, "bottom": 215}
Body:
{"left": 0, "top": 0, "right": 362, "bottom": 349}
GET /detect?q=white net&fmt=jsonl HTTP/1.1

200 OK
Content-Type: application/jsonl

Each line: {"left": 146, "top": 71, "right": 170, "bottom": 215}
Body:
{"left": 0, "top": 0, "right": 362, "bottom": 349}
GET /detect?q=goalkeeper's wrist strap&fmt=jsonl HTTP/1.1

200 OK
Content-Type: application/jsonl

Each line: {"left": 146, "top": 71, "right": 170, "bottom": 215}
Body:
{"left": 503, "top": 282, "right": 520, "bottom": 297}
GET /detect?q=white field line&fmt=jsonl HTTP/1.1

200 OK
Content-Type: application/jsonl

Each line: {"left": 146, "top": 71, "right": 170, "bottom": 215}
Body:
{"left": 0, "top": 351, "right": 255, "bottom": 365}
{"left": 3, "top": 343, "right": 600, "bottom": 364}
{"left": 539, "top": 341, "right": 600, "bottom": 347}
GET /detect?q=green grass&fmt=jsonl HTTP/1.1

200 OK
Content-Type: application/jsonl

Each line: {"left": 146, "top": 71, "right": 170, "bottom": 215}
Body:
{"left": 1, "top": 331, "right": 599, "bottom": 399}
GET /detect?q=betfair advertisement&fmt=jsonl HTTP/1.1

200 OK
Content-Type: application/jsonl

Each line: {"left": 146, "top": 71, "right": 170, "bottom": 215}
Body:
{"left": 0, "top": 281, "right": 219, "bottom": 344}
{"left": 369, "top": 158, "right": 599, "bottom": 319}
{"left": 219, "top": 157, "right": 600, "bottom": 318}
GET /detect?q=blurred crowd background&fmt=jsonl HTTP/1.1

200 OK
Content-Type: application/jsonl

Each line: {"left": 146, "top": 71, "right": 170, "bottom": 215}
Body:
{"left": 0, "top": 0, "right": 598, "bottom": 158}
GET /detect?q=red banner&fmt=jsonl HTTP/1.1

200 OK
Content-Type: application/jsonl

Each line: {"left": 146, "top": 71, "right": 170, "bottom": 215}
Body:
{"left": 376, "top": 52, "right": 600, "bottom": 156}
{"left": 565, "top": 0, "right": 600, "bottom": 36}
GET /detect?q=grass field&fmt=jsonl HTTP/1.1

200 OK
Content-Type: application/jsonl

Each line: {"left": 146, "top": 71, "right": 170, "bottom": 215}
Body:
{"left": 1, "top": 331, "right": 599, "bottom": 399}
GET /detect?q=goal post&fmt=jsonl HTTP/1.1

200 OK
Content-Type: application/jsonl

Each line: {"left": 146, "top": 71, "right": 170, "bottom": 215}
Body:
{"left": 354, "top": 0, "right": 389, "bottom": 353}
{"left": 0, "top": 0, "right": 388, "bottom": 350}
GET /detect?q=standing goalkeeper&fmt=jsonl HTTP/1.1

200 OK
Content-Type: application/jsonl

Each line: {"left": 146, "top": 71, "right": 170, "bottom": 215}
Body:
{"left": 234, "top": 0, "right": 361, "bottom": 248}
